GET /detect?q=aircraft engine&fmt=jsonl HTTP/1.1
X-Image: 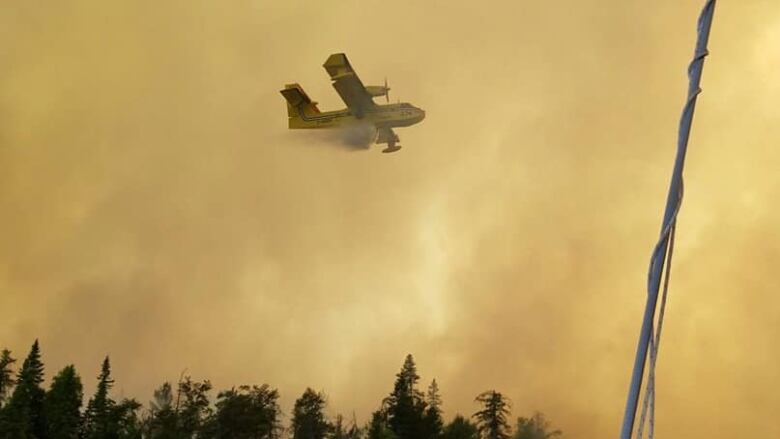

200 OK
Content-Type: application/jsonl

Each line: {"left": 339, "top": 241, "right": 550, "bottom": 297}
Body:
{"left": 365, "top": 86, "right": 389, "bottom": 97}
{"left": 365, "top": 79, "right": 391, "bottom": 102}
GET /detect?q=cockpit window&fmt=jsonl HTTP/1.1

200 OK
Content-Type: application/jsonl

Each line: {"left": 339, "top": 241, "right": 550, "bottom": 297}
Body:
{"left": 400, "top": 103, "right": 412, "bottom": 108}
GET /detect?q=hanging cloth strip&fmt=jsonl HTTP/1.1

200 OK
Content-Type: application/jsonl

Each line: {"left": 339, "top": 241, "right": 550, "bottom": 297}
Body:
{"left": 620, "top": 2, "right": 717, "bottom": 438}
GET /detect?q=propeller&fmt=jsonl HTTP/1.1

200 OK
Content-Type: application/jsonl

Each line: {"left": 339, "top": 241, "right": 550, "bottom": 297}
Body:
{"left": 384, "top": 77, "right": 390, "bottom": 103}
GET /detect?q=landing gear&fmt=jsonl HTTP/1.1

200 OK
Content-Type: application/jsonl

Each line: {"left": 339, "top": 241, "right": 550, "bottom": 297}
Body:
{"left": 376, "top": 127, "right": 401, "bottom": 153}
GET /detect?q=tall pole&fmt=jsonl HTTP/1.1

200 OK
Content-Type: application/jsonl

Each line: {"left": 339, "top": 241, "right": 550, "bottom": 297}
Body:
{"left": 619, "top": 2, "right": 716, "bottom": 438}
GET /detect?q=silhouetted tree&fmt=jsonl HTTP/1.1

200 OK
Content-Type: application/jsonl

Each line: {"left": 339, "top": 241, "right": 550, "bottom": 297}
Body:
{"left": 147, "top": 382, "right": 178, "bottom": 439}
{"left": 0, "top": 342, "right": 570, "bottom": 439}
{"left": 291, "top": 388, "right": 330, "bottom": 439}
{"left": 385, "top": 354, "right": 426, "bottom": 439}
{"left": 442, "top": 415, "right": 479, "bottom": 439}
{"left": 473, "top": 391, "right": 511, "bottom": 439}
{"left": 83, "top": 356, "right": 142, "bottom": 439}
{"left": 201, "top": 384, "right": 281, "bottom": 439}
{"left": 45, "top": 365, "right": 83, "bottom": 439}
{"left": 83, "top": 356, "right": 116, "bottom": 439}
{"left": 178, "top": 376, "right": 212, "bottom": 437}
{"left": 332, "top": 413, "right": 362, "bottom": 439}
{"left": 0, "top": 349, "right": 16, "bottom": 408}
{"left": 113, "top": 398, "right": 143, "bottom": 439}
{"left": 345, "top": 413, "right": 363, "bottom": 439}
{"left": 332, "top": 414, "right": 347, "bottom": 439}
{"left": 0, "top": 340, "right": 46, "bottom": 438}
{"left": 348, "top": 413, "right": 364, "bottom": 439}
{"left": 422, "top": 379, "right": 443, "bottom": 438}
{"left": 367, "top": 409, "right": 397, "bottom": 439}
{"left": 513, "top": 413, "right": 561, "bottom": 439}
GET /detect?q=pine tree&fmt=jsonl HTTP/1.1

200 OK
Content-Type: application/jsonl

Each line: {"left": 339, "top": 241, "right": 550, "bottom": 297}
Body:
{"left": 0, "top": 340, "right": 47, "bottom": 438}
{"left": 0, "top": 349, "right": 16, "bottom": 408}
{"left": 472, "top": 391, "right": 511, "bottom": 439}
{"left": 426, "top": 380, "right": 442, "bottom": 413}
{"left": 84, "top": 356, "right": 116, "bottom": 439}
{"left": 45, "top": 365, "right": 84, "bottom": 439}
{"left": 513, "top": 413, "right": 562, "bottom": 439}
{"left": 291, "top": 388, "right": 330, "bottom": 439}
{"left": 385, "top": 354, "right": 426, "bottom": 439}
{"left": 442, "top": 415, "right": 479, "bottom": 439}
{"left": 83, "top": 356, "right": 140, "bottom": 439}
{"left": 422, "top": 380, "right": 443, "bottom": 438}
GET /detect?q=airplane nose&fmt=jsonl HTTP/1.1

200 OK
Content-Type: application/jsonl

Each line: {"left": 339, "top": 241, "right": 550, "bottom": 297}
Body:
{"left": 418, "top": 109, "right": 426, "bottom": 121}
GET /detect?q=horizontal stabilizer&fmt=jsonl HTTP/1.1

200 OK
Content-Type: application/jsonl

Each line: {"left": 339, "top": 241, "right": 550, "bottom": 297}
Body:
{"left": 280, "top": 84, "right": 318, "bottom": 110}
{"left": 280, "top": 83, "right": 320, "bottom": 118}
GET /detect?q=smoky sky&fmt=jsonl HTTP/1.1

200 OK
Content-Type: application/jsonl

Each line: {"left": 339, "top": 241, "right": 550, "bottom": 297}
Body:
{"left": 2, "top": 1, "right": 780, "bottom": 437}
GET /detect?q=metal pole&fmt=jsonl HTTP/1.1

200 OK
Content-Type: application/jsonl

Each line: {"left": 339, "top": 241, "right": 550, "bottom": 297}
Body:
{"left": 619, "top": 2, "right": 716, "bottom": 438}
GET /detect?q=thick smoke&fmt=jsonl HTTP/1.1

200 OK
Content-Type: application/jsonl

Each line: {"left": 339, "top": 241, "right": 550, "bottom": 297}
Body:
{"left": 1, "top": 2, "right": 779, "bottom": 437}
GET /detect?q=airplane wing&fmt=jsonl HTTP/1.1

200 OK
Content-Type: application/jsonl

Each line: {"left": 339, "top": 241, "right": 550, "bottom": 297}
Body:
{"left": 323, "top": 53, "right": 377, "bottom": 116}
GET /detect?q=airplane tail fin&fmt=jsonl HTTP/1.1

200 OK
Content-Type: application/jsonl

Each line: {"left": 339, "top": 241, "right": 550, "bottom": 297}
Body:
{"left": 280, "top": 83, "right": 320, "bottom": 124}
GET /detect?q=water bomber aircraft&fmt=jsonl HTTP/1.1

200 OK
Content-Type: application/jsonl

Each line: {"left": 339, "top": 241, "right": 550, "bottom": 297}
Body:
{"left": 280, "top": 53, "right": 425, "bottom": 153}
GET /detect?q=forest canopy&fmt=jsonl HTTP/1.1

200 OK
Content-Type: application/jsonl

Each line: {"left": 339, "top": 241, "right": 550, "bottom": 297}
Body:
{"left": 0, "top": 342, "right": 563, "bottom": 439}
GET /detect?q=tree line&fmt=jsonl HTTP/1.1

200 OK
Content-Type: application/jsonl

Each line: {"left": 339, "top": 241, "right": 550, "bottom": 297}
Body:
{"left": 0, "top": 341, "right": 564, "bottom": 439}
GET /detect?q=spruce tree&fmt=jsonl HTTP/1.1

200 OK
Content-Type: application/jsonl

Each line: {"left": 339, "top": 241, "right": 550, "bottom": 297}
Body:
{"left": 291, "top": 388, "right": 330, "bottom": 439}
{"left": 45, "top": 365, "right": 83, "bottom": 439}
{"left": 0, "top": 349, "right": 16, "bottom": 408}
{"left": 422, "top": 379, "right": 443, "bottom": 438}
{"left": 82, "top": 357, "right": 142, "bottom": 439}
{"left": 385, "top": 354, "right": 426, "bottom": 439}
{"left": 84, "top": 356, "right": 115, "bottom": 438}
{"left": 473, "top": 391, "right": 511, "bottom": 439}
{"left": 0, "top": 340, "right": 46, "bottom": 438}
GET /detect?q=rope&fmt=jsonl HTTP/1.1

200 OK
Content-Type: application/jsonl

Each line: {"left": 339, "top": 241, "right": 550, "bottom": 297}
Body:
{"left": 619, "top": 1, "right": 716, "bottom": 437}
{"left": 637, "top": 183, "right": 681, "bottom": 439}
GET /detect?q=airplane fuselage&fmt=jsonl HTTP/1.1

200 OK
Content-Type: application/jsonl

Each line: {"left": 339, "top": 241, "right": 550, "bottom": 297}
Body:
{"left": 289, "top": 102, "right": 425, "bottom": 130}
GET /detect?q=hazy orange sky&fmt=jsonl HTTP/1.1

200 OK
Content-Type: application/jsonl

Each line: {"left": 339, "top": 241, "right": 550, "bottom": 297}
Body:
{"left": 2, "top": 1, "right": 780, "bottom": 437}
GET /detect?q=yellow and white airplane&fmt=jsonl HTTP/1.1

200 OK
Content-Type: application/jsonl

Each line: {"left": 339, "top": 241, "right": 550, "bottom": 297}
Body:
{"left": 280, "top": 53, "right": 425, "bottom": 153}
